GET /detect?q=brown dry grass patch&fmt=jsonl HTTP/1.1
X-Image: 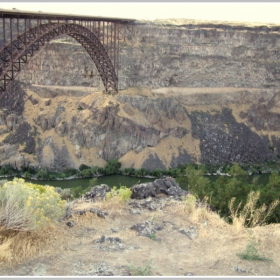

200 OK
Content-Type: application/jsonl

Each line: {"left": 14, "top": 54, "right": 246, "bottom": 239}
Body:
{"left": 0, "top": 224, "right": 66, "bottom": 268}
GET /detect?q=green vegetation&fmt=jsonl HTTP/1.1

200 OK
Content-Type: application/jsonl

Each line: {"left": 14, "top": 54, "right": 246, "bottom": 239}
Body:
{"left": 180, "top": 164, "right": 280, "bottom": 224}
{"left": 1, "top": 159, "right": 280, "bottom": 224}
{"left": 105, "top": 186, "right": 132, "bottom": 203}
{"left": 127, "top": 260, "right": 153, "bottom": 276}
{"left": 237, "top": 230, "right": 270, "bottom": 261}
{"left": 149, "top": 232, "right": 157, "bottom": 240}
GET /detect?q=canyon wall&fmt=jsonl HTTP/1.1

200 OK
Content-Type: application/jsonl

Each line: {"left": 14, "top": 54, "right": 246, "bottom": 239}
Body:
{"left": 1, "top": 19, "right": 280, "bottom": 171}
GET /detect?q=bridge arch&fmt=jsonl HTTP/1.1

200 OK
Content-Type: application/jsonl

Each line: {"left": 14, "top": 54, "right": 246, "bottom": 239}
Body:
{"left": 0, "top": 22, "right": 118, "bottom": 97}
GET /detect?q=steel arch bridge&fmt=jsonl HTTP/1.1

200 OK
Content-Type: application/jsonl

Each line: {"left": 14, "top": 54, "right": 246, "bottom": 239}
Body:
{"left": 0, "top": 9, "right": 134, "bottom": 99}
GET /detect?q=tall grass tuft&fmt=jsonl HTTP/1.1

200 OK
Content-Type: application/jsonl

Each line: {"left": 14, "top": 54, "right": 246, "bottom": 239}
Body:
{"left": 228, "top": 190, "right": 279, "bottom": 229}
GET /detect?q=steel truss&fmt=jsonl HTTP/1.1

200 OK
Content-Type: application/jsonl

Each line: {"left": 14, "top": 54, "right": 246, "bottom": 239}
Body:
{"left": 0, "top": 10, "right": 133, "bottom": 98}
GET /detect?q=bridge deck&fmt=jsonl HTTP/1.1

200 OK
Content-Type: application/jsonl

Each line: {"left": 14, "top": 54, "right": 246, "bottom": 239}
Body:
{"left": 0, "top": 8, "right": 135, "bottom": 23}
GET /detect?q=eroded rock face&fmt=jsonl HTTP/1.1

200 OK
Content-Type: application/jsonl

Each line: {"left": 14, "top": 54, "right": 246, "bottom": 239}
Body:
{"left": 54, "top": 94, "right": 189, "bottom": 164}
{"left": 188, "top": 108, "right": 275, "bottom": 164}
{"left": 1, "top": 21, "right": 280, "bottom": 170}
{"left": 38, "top": 137, "right": 75, "bottom": 171}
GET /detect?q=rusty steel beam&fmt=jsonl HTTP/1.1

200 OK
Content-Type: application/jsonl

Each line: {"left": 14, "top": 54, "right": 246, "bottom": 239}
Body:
{"left": 114, "top": 23, "right": 117, "bottom": 70}
{"left": 117, "top": 24, "right": 120, "bottom": 88}
{"left": 0, "top": 9, "right": 133, "bottom": 98}
{"left": 0, "top": 22, "right": 119, "bottom": 96}
{"left": 3, "top": 18, "right": 5, "bottom": 46}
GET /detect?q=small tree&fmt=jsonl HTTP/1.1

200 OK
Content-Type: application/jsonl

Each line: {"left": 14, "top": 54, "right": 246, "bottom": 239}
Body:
{"left": 81, "top": 168, "right": 92, "bottom": 178}
{"left": 105, "top": 160, "right": 121, "bottom": 175}
{"left": 228, "top": 162, "right": 247, "bottom": 177}
{"left": 79, "top": 164, "right": 91, "bottom": 172}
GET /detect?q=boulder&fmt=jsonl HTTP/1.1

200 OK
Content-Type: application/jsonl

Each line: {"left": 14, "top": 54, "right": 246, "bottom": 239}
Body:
{"left": 130, "top": 176, "right": 188, "bottom": 199}
{"left": 84, "top": 184, "right": 111, "bottom": 201}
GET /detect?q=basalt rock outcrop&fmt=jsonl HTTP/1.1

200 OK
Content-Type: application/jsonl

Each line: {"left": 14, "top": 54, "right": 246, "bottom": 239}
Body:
{"left": 130, "top": 177, "right": 188, "bottom": 200}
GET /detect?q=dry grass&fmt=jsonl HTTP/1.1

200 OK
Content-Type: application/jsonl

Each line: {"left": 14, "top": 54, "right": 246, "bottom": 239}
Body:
{"left": 94, "top": 197, "right": 128, "bottom": 216}
{"left": 229, "top": 191, "right": 280, "bottom": 230}
{"left": 0, "top": 191, "right": 278, "bottom": 273}
{"left": 168, "top": 195, "right": 228, "bottom": 228}
{"left": 70, "top": 197, "right": 128, "bottom": 219}
{"left": 0, "top": 225, "right": 61, "bottom": 267}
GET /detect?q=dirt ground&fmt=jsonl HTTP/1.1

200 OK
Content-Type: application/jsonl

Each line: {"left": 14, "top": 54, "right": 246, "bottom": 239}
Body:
{"left": 0, "top": 197, "right": 280, "bottom": 277}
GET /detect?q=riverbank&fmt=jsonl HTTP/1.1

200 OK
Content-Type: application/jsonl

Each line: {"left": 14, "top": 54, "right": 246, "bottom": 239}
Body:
{"left": 1, "top": 160, "right": 280, "bottom": 185}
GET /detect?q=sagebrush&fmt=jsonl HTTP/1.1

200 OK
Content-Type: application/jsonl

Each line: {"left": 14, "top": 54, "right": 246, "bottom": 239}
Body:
{"left": 0, "top": 178, "right": 66, "bottom": 232}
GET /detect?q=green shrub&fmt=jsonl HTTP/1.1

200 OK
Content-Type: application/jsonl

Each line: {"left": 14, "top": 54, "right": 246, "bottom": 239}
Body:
{"left": 35, "top": 169, "right": 50, "bottom": 180}
{"left": 149, "top": 168, "right": 163, "bottom": 178}
{"left": 70, "top": 185, "right": 91, "bottom": 198}
{"left": 127, "top": 260, "right": 152, "bottom": 276}
{"left": 0, "top": 178, "right": 66, "bottom": 232}
{"left": 104, "top": 159, "right": 121, "bottom": 175}
{"left": 118, "top": 186, "right": 132, "bottom": 202}
{"left": 228, "top": 162, "right": 247, "bottom": 176}
{"left": 91, "top": 166, "right": 104, "bottom": 176}
{"left": 81, "top": 169, "right": 92, "bottom": 178}
{"left": 70, "top": 186, "right": 84, "bottom": 198}
{"left": 106, "top": 186, "right": 132, "bottom": 203}
{"left": 237, "top": 230, "right": 270, "bottom": 261}
{"left": 23, "top": 171, "right": 31, "bottom": 179}
{"left": 79, "top": 164, "right": 91, "bottom": 172}
{"left": 62, "top": 168, "right": 79, "bottom": 177}
{"left": 0, "top": 165, "right": 17, "bottom": 176}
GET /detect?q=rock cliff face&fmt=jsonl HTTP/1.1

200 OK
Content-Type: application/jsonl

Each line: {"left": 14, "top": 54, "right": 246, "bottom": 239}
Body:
{"left": 1, "top": 19, "right": 280, "bottom": 171}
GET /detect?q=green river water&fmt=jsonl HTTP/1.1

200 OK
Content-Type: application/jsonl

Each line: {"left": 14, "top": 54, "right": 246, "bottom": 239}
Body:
{"left": 8, "top": 175, "right": 159, "bottom": 190}
{"left": 6, "top": 173, "right": 271, "bottom": 191}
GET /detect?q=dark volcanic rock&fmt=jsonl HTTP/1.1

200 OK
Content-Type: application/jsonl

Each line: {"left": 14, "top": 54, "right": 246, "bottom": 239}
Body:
{"left": 188, "top": 108, "right": 276, "bottom": 164}
{"left": 84, "top": 184, "right": 111, "bottom": 201}
{"left": 130, "top": 220, "right": 165, "bottom": 239}
{"left": 3, "top": 122, "right": 36, "bottom": 155}
{"left": 170, "top": 147, "right": 194, "bottom": 168}
{"left": 0, "top": 81, "right": 26, "bottom": 115}
{"left": 142, "top": 154, "right": 166, "bottom": 171}
{"left": 128, "top": 196, "right": 171, "bottom": 213}
{"left": 89, "top": 208, "right": 108, "bottom": 218}
{"left": 130, "top": 176, "right": 188, "bottom": 199}
{"left": 66, "top": 221, "right": 75, "bottom": 228}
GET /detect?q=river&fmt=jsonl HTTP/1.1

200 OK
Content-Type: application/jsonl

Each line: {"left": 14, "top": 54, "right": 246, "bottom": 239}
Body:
{"left": 7, "top": 175, "right": 158, "bottom": 189}
{"left": 6, "top": 173, "right": 271, "bottom": 191}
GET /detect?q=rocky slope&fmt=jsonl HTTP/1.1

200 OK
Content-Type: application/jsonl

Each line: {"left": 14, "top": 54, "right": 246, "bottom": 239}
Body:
{"left": 1, "top": 19, "right": 280, "bottom": 170}
{"left": 1, "top": 185, "right": 279, "bottom": 276}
